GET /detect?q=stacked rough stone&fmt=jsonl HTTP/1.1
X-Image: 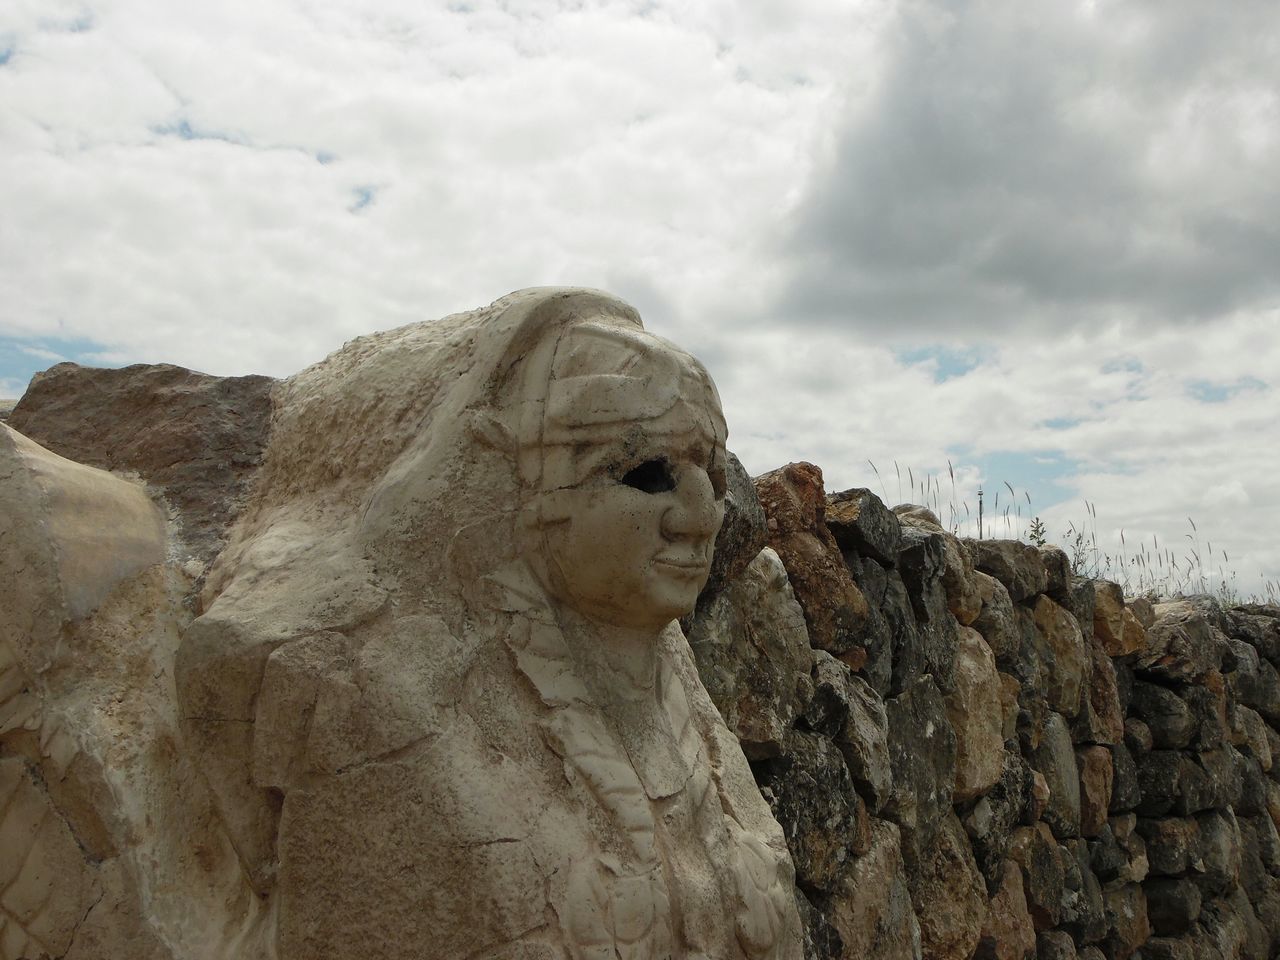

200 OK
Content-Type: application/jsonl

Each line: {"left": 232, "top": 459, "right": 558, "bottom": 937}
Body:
{"left": 686, "top": 461, "right": 1280, "bottom": 960}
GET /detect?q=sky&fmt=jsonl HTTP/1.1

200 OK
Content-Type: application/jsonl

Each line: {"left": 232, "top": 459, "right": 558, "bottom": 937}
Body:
{"left": 2, "top": 0, "right": 1278, "bottom": 600}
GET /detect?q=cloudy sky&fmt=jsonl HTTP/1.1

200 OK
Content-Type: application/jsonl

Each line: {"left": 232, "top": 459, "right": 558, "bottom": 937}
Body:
{"left": 3, "top": 0, "right": 1277, "bottom": 599}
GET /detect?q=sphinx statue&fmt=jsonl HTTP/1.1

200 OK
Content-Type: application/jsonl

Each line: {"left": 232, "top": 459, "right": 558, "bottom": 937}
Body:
{"left": 168, "top": 288, "right": 803, "bottom": 958}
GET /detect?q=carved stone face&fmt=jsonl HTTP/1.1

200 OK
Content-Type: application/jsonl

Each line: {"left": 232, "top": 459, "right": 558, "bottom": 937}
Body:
{"left": 536, "top": 402, "right": 728, "bottom": 631}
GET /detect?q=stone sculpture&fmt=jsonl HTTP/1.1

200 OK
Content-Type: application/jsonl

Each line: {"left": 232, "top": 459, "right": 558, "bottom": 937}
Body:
{"left": 1, "top": 288, "right": 802, "bottom": 958}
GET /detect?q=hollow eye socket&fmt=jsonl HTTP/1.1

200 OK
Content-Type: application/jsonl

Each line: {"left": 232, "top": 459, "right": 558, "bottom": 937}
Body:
{"left": 621, "top": 458, "right": 675, "bottom": 494}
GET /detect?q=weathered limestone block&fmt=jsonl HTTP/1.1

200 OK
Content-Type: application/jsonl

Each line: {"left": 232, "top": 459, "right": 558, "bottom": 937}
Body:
{"left": 1129, "top": 680, "right": 1197, "bottom": 749}
{"left": 1232, "top": 706, "right": 1273, "bottom": 772}
{"left": 1038, "top": 545, "right": 1071, "bottom": 600}
{"left": 884, "top": 675, "right": 957, "bottom": 864}
{"left": 1007, "top": 822, "right": 1065, "bottom": 930}
{"left": 1092, "top": 814, "right": 1148, "bottom": 885}
{"left": 965, "top": 539, "right": 1048, "bottom": 603}
{"left": 1183, "top": 670, "right": 1230, "bottom": 751}
{"left": 1091, "top": 582, "right": 1129, "bottom": 656}
{"left": 1143, "top": 876, "right": 1202, "bottom": 936}
{"left": 1032, "top": 595, "right": 1090, "bottom": 719}
{"left": 894, "top": 519, "right": 960, "bottom": 693}
{"left": 826, "top": 486, "right": 901, "bottom": 568}
{"left": 686, "top": 547, "right": 814, "bottom": 759}
{"left": 804, "top": 652, "right": 893, "bottom": 812}
{"left": 1227, "top": 604, "right": 1280, "bottom": 666}
{"left": 1139, "top": 601, "right": 1226, "bottom": 682}
{"left": 973, "top": 572, "right": 1020, "bottom": 664}
{"left": 1110, "top": 738, "right": 1142, "bottom": 814}
{"left": 9, "top": 361, "right": 274, "bottom": 563}
{"left": 1, "top": 424, "right": 269, "bottom": 959}
{"left": 1073, "top": 634, "right": 1124, "bottom": 747}
{"left": 1032, "top": 711, "right": 1082, "bottom": 840}
{"left": 896, "top": 508, "right": 982, "bottom": 627}
{"left": 1077, "top": 745, "right": 1114, "bottom": 838}
{"left": 1035, "top": 930, "right": 1076, "bottom": 960}
{"left": 1192, "top": 809, "right": 1243, "bottom": 899}
{"left": 1102, "top": 881, "right": 1150, "bottom": 960}
{"left": 827, "top": 819, "right": 922, "bottom": 960}
{"left": 945, "top": 627, "right": 1004, "bottom": 803}
{"left": 907, "top": 811, "right": 987, "bottom": 960}
{"left": 1061, "top": 836, "right": 1108, "bottom": 945}
{"left": 756, "top": 730, "right": 869, "bottom": 897}
{"left": 973, "top": 859, "right": 1036, "bottom": 960}
{"left": 756, "top": 462, "right": 870, "bottom": 659}
{"left": 960, "top": 750, "right": 1034, "bottom": 892}
{"left": 1230, "top": 646, "right": 1280, "bottom": 727}
{"left": 1138, "top": 816, "right": 1202, "bottom": 876}
{"left": 839, "top": 552, "right": 895, "bottom": 695}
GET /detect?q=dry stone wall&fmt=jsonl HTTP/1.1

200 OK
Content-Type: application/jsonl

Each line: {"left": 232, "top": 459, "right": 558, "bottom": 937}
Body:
{"left": 689, "top": 461, "right": 1280, "bottom": 960}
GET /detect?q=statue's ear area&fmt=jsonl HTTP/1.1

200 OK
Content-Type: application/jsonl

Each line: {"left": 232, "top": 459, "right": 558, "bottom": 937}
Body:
{"left": 466, "top": 410, "right": 516, "bottom": 457}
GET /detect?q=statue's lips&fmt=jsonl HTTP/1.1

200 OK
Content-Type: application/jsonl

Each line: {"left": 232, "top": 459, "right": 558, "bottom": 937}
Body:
{"left": 652, "top": 555, "right": 710, "bottom": 575}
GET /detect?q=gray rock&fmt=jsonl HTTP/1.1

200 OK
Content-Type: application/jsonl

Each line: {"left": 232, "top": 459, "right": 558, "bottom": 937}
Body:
{"left": 755, "top": 730, "right": 869, "bottom": 896}
{"left": 1031, "top": 711, "right": 1082, "bottom": 840}
{"left": 1129, "top": 681, "right": 1197, "bottom": 750}
{"left": 960, "top": 749, "right": 1034, "bottom": 892}
{"left": 1191, "top": 809, "right": 1242, "bottom": 900}
{"left": 1039, "top": 544, "right": 1072, "bottom": 600}
{"left": 1143, "top": 876, "right": 1202, "bottom": 936}
{"left": 1036, "top": 929, "right": 1076, "bottom": 959}
{"left": 1138, "top": 601, "right": 1226, "bottom": 682}
{"left": 1109, "top": 738, "right": 1142, "bottom": 814}
{"left": 965, "top": 539, "right": 1049, "bottom": 603}
{"left": 1065, "top": 577, "right": 1098, "bottom": 646}
{"left": 1061, "top": 836, "right": 1108, "bottom": 945}
{"left": 973, "top": 571, "right": 1020, "bottom": 664}
{"left": 805, "top": 652, "right": 893, "bottom": 812}
{"left": 883, "top": 674, "right": 956, "bottom": 866}
{"left": 826, "top": 487, "right": 901, "bottom": 568}
{"left": 1226, "top": 605, "right": 1280, "bottom": 667}
{"left": 685, "top": 547, "right": 813, "bottom": 759}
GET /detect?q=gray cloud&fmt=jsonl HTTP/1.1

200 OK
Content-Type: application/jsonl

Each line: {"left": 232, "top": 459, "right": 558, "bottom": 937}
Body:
{"left": 779, "top": 0, "right": 1280, "bottom": 338}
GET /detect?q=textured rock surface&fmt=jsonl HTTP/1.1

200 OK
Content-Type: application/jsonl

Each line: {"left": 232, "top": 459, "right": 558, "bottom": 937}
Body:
{"left": 756, "top": 462, "right": 870, "bottom": 657}
{"left": 946, "top": 627, "right": 1005, "bottom": 802}
{"left": 9, "top": 361, "right": 274, "bottom": 564}
{"left": 686, "top": 547, "right": 813, "bottom": 758}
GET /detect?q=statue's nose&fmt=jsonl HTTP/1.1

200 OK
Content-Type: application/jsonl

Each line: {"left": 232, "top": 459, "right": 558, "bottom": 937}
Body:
{"left": 661, "top": 466, "right": 723, "bottom": 541}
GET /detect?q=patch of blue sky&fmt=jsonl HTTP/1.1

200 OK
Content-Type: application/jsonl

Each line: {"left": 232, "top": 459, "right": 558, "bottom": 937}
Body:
{"left": 151, "top": 118, "right": 244, "bottom": 145}
{"left": 0, "top": 45, "right": 13, "bottom": 67}
{"left": 894, "top": 345, "right": 983, "bottom": 383}
{"left": 349, "top": 185, "right": 377, "bottom": 212}
{"left": 0, "top": 335, "right": 118, "bottom": 397}
{"left": 1100, "top": 356, "right": 1144, "bottom": 376}
{"left": 1187, "top": 376, "right": 1267, "bottom": 403}
{"left": 315, "top": 150, "right": 336, "bottom": 165}
{"left": 1040, "top": 416, "right": 1083, "bottom": 430}
{"left": 949, "top": 446, "right": 1082, "bottom": 512}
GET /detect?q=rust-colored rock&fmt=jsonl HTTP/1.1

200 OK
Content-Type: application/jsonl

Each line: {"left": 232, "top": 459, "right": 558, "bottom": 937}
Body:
{"left": 975, "top": 859, "right": 1037, "bottom": 960}
{"left": 1092, "top": 582, "right": 1130, "bottom": 655}
{"left": 10, "top": 361, "right": 275, "bottom": 564}
{"left": 754, "top": 462, "right": 869, "bottom": 656}
{"left": 1077, "top": 745, "right": 1114, "bottom": 837}
{"left": 909, "top": 811, "right": 987, "bottom": 960}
